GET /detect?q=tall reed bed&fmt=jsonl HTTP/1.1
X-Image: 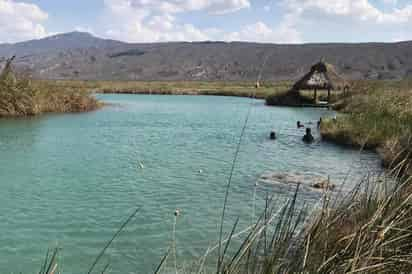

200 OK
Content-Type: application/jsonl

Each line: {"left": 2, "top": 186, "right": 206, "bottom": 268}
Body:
{"left": 33, "top": 79, "right": 290, "bottom": 99}
{"left": 0, "top": 60, "right": 100, "bottom": 117}
{"left": 321, "top": 80, "right": 412, "bottom": 175}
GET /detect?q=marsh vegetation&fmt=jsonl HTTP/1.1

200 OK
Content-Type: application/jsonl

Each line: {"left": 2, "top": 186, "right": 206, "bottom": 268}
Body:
{"left": 0, "top": 58, "right": 100, "bottom": 117}
{"left": 35, "top": 79, "right": 291, "bottom": 99}
{"left": 321, "top": 79, "right": 412, "bottom": 176}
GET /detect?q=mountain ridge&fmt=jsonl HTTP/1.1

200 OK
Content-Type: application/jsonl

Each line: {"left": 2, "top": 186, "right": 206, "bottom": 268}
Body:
{"left": 1, "top": 32, "right": 412, "bottom": 81}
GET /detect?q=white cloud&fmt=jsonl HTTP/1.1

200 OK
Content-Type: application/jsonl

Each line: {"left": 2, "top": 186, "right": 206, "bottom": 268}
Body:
{"left": 106, "top": 18, "right": 210, "bottom": 43}
{"left": 106, "top": 0, "right": 250, "bottom": 15}
{"left": 392, "top": 34, "right": 407, "bottom": 42}
{"left": 284, "top": 0, "right": 412, "bottom": 24}
{"left": 280, "top": 0, "right": 412, "bottom": 42}
{"left": 102, "top": 0, "right": 300, "bottom": 43}
{"left": 101, "top": 0, "right": 411, "bottom": 43}
{"left": 75, "top": 26, "right": 95, "bottom": 35}
{"left": 381, "top": 0, "right": 397, "bottom": 5}
{"left": 103, "top": 1, "right": 211, "bottom": 42}
{"left": 225, "top": 21, "right": 302, "bottom": 43}
{"left": 0, "top": 0, "right": 48, "bottom": 43}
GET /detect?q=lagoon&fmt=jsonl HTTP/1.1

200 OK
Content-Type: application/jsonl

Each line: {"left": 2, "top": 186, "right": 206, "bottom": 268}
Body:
{"left": 0, "top": 94, "right": 382, "bottom": 273}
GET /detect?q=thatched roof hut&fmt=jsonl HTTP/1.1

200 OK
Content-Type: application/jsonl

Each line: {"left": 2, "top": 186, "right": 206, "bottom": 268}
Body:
{"left": 291, "top": 61, "right": 348, "bottom": 103}
{"left": 292, "top": 61, "right": 347, "bottom": 91}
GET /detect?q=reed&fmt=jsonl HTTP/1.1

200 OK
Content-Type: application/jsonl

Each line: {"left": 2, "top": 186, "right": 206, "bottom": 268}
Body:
{"left": 0, "top": 61, "right": 101, "bottom": 118}
{"left": 39, "top": 248, "right": 60, "bottom": 274}
{"left": 209, "top": 166, "right": 412, "bottom": 274}
{"left": 33, "top": 79, "right": 291, "bottom": 99}
{"left": 321, "top": 79, "right": 412, "bottom": 175}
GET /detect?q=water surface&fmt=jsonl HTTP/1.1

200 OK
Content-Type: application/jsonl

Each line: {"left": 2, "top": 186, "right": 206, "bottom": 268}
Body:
{"left": 0, "top": 95, "right": 382, "bottom": 273}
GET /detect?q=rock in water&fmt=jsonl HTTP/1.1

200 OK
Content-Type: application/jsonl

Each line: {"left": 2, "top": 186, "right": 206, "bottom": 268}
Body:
{"left": 259, "top": 171, "right": 335, "bottom": 192}
{"left": 312, "top": 179, "right": 335, "bottom": 191}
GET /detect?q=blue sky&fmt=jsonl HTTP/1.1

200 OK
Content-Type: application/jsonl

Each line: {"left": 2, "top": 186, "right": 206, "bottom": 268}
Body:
{"left": 0, "top": 0, "right": 411, "bottom": 44}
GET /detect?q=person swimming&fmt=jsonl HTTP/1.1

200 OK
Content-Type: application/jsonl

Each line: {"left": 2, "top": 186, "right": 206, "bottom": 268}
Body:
{"left": 297, "top": 121, "right": 304, "bottom": 128}
{"left": 270, "top": 131, "right": 276, "bottom": 140}
{"left": 302, "top": 128, "right": 314, "bottom": 143}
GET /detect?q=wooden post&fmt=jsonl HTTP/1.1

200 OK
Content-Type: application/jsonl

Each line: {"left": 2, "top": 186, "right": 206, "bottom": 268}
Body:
{"left": 327, "top": 88, "right": 331, "bottom": 103}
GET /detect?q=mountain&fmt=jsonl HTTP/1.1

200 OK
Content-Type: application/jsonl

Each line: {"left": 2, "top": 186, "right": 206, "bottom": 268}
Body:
{"left": 1, "top": 31, "right": 411, "bottom": 81}
{"left": 0, "top": 32, "right": 124, "bottom": 56}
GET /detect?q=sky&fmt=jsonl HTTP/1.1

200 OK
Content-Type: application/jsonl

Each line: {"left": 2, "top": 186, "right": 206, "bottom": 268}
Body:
{"left": 0, "top": 0, "right": 411, "bottom": 44}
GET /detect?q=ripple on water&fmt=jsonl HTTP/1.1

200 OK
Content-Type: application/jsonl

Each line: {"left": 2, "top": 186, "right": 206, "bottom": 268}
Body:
{"left": 0, "top": 95, "right": 383, "bottom": 273}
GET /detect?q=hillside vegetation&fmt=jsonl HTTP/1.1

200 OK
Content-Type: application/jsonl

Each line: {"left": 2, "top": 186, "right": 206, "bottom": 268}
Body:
{"left": 0, "top": 58, "right": 100, "bottom": 117}
{"left": 2, "top": 32, "right": 412, "bottom": 81}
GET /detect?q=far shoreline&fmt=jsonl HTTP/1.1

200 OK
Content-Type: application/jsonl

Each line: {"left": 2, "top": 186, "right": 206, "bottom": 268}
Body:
{"left": 98, "top": 89, "right": 265, "bottom": 99}
{"left": 35, "top": 79, "right": 292, "bottom": 100}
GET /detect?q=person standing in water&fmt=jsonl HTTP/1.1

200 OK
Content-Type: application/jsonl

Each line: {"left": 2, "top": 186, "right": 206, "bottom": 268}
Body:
{"left": 302, "top": 128, "right": 314, "bottom": 143}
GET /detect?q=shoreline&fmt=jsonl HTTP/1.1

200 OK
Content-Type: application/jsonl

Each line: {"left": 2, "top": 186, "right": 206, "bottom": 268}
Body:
{"left": 35, "top": 79, "right": 292, "bottom": 100}
{"left": 98, "top": 89, "right": 264, "bottom": 98}
{"left": 99, "top": 90, "right": 331, "bottom": 109}
{"left": 321, "top": 124, "right": 411, "bottom": 175}
{"left": 319, "top": 80, "right": 412, "bottom": 176}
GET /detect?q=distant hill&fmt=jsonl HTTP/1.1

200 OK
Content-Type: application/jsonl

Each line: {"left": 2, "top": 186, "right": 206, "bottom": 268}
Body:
{"left": 1, "top": 31, "right": 411, "bottom": 81}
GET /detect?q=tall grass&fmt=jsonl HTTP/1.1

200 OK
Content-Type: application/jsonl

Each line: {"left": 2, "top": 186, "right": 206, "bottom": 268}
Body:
{"left": 34, "top": 79, "right": 291, "bottom": 99}
{"left": 0, "top": 61, "right": 100, "bottom": 117}
{"left": 209, "top": 165, "right": 412, "bottom": 274}
{"left": 321, "top": 80, "right": 412, "bottom": 175}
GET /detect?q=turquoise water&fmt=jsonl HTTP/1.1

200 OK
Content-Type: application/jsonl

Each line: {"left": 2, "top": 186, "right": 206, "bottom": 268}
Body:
{"left": 0, "top": 95, "right": 382, "bottom": 273}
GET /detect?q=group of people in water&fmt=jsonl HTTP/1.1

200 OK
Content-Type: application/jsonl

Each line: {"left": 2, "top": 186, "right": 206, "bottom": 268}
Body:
{"left": 270, "top": 118, "right": 322, "bottom": 144}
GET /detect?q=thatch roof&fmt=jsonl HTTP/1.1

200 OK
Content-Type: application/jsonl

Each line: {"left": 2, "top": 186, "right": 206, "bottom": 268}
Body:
{"left": 292, "top": 61, "right": 347, "bottom": 91}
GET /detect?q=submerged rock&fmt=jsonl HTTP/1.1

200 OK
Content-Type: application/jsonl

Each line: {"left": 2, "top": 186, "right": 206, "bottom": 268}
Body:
{"left": 312, "top": 179, "right": 335, "bottom": 191}
{"left": 259, "top": 171, "right": 335, "bottom": 192}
